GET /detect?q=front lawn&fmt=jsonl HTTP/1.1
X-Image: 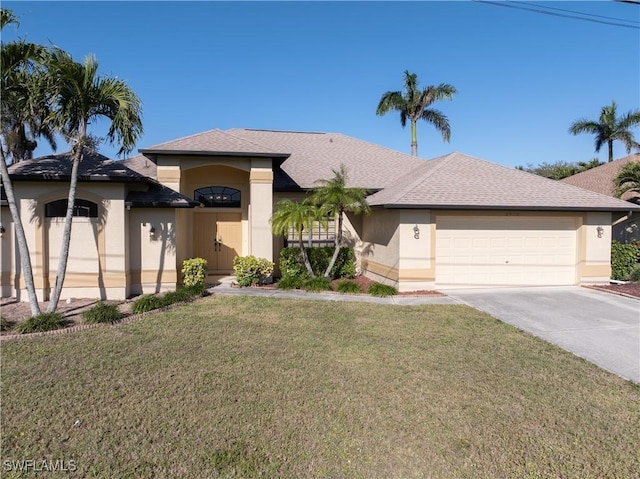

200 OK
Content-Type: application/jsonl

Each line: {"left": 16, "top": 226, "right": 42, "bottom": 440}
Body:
{"left": 1, "top": 296, "right": 638, "bottom": 478}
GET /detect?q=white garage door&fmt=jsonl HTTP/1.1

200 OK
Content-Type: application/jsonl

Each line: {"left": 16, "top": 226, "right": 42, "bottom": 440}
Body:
{"left": 436, "top": 216, "right": 578, "bottom": 286}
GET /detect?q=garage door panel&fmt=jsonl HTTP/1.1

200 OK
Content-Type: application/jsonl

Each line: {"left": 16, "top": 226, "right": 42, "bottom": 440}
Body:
{"left": 436, "top": 216, "right": 577, "bottom": 286}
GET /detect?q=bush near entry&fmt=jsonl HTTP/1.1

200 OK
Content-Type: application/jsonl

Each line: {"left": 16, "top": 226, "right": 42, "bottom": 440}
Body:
{"left": 233, "top": 256, "right": 274, "bottom": 287}
{"left": 279, "top": 247, "right": 355, "bottom": 280}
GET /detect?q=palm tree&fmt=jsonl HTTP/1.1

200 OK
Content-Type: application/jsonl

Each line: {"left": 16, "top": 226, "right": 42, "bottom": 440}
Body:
{"left": 376, "top": 70, "right": 457, "bottom": 157}
{"left": 45, "top": 51, "right": 143, "bottom": 312}
{"left": 614, "top": 161, "right": 640, "bottom": 199}
{"left": 308, "top": 165, "right": 370, "bottom": 278}
{"left": 569, "top": 101, "right": 640, "bottom": 163}
{"left": 0, "top": 8, "right": 58, "bottom": 316}
{"left": 271, "top": 199, "right": 324, "bottom": 277}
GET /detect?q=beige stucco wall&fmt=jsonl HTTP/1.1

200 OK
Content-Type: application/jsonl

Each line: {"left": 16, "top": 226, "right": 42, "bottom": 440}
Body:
{"left": 0, "top": 206, "right": 15, "bottom": 297}
{"left": 578, "top": 211, "right": 613, "bottom": 284}
{"left": 360, "top": 208, "right": 401, "bottom": 287}
{"left": 128, "top": 208, "right": 178, "bottom": 295}
{"left": 6, "top": 182, "right": 129, "bottom": 301}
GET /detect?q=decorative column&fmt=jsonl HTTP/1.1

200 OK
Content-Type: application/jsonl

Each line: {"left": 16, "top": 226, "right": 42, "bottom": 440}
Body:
{"left": 249, "top": 159, "right": 274, "bottom": 262}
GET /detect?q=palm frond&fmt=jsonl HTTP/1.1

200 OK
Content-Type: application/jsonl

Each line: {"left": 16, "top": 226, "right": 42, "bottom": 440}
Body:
{"left": 420, "top": 109, "right": 451, "bottom": 142}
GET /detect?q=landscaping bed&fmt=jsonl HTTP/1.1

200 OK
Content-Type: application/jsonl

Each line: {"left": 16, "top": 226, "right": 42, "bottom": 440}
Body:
{"left": 585, "top": 282, "right": 640, "bottom": 299}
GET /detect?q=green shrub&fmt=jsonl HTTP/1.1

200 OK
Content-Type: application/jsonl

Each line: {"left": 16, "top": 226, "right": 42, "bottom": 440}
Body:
{"left": 336, "top": 280, "right": 361, "bottom": 294}
{"left": 1, "top": 316, "right": 10, "bottom": 332}
{"left": 277, "top": 275, "right": 308, "bottom": 290}
{"left": 83, "top": 301, "right": 121, "bottom": 324}
{"left": 182, "top": 257, "right": 208, "bottom": 287}
{"left": 279, "top": 247, "right": 306, "bottom": 279}
{"left": 367, "top": 282, "right": 397, "bottom": 297}
{"left": 629, "top": 264, "right": 640, "bottom": 282}
{"left": 17, "top": 312, "right": 65, "bottom": 334}
{"left": 279, "top": 247, "right": 355, "bottom": 280}
{"left": 302, "top": 276, "right": 332, "bottom": 292}
{"left": 132, "top": 294, "right": 165, "bottom": 314}
{"left": 611, "top": 240, "right": 640, "bottom": 280}
{"left": 233, "top": 256, "right": 274, "bottom": 287}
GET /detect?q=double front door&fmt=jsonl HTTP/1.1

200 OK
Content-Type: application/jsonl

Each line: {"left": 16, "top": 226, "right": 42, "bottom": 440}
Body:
{"left": 193, "top": 213, "right": 242, "bottom": 272}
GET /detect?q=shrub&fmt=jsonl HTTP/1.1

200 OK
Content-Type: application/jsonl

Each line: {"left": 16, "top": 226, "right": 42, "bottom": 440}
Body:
{"left": 302, "top": 276, "right": 332, "bottom": 292}
{"left": 277, "top": 275, "right": 307, "bottom": 290}
{"left": 132, "top": 294, "right": 165, "bottom": 314}
{"left": 1, "top": 316, "right": 10, "bottom": 332}
{"left": 83, "top": 301, "right": 121, "bottom": 324}
{"left": 611, "top": 240, "right": 640, "bottom": 281}
{"left": 279, "top": 247, "right": 356, "bottom": 280}
{"left": 233, "top": 256, "right": 274, "bottom": 287}
{"left": 336, "top": 280, "right": 361, "bottom": 294}
{"left": 182, "top": 257, "right": 208, "bottom": 287}
{"left": 279, "top": 247, "right": 307, "bottom": 279}
{"left": 367, "top": 282, "right": 397, "bottom": 297}
{"left": 629, "top": 264, "right": 640, "bottom": 282}
{"left": 17, "top": 312, "right": 64, "bottom": 334}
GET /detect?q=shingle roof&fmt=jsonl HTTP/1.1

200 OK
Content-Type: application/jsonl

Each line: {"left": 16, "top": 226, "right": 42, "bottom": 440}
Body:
{"left": 227, "top": 129, "right": 426, "bottom": 189}
{"left": 7, "top": 151, "right": 198, "bottom": 209}
{"left": 139, "top": 128, "right": 284, "bottom": 157}
{"left": 560, "top": 154, "right": 640, "bottom": 203}
{"left": 122, "top": 154, "right": 157, "bottom": 179}
{"left": 8, "top": 150, "right": 147, "bottom": 181}
{"left": 367, "top": 152, "right": 640, "bottom": 212}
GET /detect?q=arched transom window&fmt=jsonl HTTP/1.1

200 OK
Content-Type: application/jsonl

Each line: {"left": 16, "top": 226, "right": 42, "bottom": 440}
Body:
{"left": 45, "top": 199, "right": 98, "bottom": 218}
{"left": 194, "top": 186, "right": 241, "bottom": 208}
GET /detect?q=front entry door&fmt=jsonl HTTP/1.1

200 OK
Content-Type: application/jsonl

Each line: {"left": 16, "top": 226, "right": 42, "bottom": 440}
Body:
{"left": 193, "top": 213, "right": 242, "bottom": 272}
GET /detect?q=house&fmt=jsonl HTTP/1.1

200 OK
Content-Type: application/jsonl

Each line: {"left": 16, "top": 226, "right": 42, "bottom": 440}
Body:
{"left": 560, "top": 154, "right": 640, "bottom": 243}
{"left": 2, "top": 128, "right": 638, "bottom": 301}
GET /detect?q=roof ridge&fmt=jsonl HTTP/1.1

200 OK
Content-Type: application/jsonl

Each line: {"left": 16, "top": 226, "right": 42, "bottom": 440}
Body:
{"left": 375, "top": 153, "right": 456, "bottom": 204}
{"left": 222, "top": 129, "right": 280, "bottom": 153}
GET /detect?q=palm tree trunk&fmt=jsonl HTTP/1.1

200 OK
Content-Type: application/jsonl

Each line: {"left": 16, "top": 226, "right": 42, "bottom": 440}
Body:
{"left": 410, "top": 120, "right": 418, "bottom": 156}
{"left": 0, "top": 148, "right": 41, "bottom": 316}
{"left": 323, "top": 212, "right": 343, "bottom": 278}
{"left": 298, "top": 233, "right": 314, "bottom": 277}
{"left": 608, "top": 140, "right": 614, "bottom": 163}
{"left": 47, "top": 146, "right": 83, "bottom": 313}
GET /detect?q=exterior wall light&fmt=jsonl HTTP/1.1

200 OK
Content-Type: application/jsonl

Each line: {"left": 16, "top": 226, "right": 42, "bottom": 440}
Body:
{"left": 596, "top": 225, "right": 604, "bottom": 238}
{"left": 413, "top": 224, "right": 420, "bottom": 239}
{"left": 149, "top": 225, "right": 156, "bottom": 238}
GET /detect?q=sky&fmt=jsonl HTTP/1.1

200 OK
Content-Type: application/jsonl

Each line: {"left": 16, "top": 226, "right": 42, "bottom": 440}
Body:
{"left": 3, "top": 1, "right": 640, "bottom": 169}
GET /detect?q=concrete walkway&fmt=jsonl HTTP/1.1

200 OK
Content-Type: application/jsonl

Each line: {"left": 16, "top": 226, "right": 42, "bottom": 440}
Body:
{"left": 444, "top": 286, "right": 640, "bottom": 383}
{"left": 208, "top": 277, "right": 459, "bottom": 305}
{"left": 210, "top": 279, "right": 639, "bottom": 382}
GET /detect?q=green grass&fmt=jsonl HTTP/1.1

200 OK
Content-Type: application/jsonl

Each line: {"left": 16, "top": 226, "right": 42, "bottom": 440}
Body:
{"left": 1, "top": 296, "right": 638, "bottom": 478}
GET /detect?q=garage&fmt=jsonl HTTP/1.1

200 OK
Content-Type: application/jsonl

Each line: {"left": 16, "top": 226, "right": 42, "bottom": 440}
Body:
{"left": 435, "top": 215, "right": 578, "bottom": 286}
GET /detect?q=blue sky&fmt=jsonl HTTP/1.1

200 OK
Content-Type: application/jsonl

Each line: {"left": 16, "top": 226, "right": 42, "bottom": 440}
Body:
{"left": 3, "top": 1, "right": 640, "bottom": 168}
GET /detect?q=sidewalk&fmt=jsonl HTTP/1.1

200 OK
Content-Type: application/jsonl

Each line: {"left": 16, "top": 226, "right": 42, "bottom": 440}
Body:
{"left": 208, "top": 276, "right": 460, "bottom": 306}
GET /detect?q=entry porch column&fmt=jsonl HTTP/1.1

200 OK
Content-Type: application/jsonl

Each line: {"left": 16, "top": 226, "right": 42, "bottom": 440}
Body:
{"left": 249, "top": 159, "right": 274, "bottom": 262}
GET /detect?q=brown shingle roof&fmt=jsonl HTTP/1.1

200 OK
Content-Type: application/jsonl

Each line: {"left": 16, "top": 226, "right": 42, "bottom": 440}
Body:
{"left": 367, "top": 152, "right": 640, "bottom": 212}
{"left": 122, "top": 154, "right": 157, "bottom": 179}
{"left": 560, "top": 154, "right": 640, "bottom": 203}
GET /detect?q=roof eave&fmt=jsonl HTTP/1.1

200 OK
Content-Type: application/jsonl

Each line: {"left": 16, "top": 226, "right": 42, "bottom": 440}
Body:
{"left": 125, "top": 200, "right": 200, "bottom": 209}
{"left": 375, "top": 203, "right": 640, "bottom": 212}
{"left": 140, "top": 149, "right": 290, "bottom": 162}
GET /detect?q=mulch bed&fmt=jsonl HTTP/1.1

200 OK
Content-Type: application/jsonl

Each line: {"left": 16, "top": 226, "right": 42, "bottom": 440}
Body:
{"left": 583, "top": 282, "right": 640, "bottom": 299}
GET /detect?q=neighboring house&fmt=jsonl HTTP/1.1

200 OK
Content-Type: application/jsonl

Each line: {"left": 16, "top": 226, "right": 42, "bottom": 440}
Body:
{"left": 2, "top": 128, "right": 638, "bottom": 301}
{"left": 561, "top": 154, "right": 640, "bottom": 243}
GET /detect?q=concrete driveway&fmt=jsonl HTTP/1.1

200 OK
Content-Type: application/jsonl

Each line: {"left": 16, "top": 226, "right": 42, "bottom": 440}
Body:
{"left": 444, "top": 286, "right": 639, "bottom": 383}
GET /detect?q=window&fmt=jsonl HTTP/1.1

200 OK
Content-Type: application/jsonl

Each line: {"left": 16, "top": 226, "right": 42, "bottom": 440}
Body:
{"left": 194, "top": 186, "right": 241, "bottom": 208}
{"left": 45, "top": 199, "right": 98, "bottom": 218}
{"left": 285, "top": 217, "right": 336, "bottom": 248}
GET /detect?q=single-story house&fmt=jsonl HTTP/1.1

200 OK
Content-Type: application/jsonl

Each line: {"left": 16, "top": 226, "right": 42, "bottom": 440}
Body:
{"left": 560, "top": 154, "right": 640, "bottom": 243}
{"left": 2, "top": 128, "right": 639, "bottom": 301}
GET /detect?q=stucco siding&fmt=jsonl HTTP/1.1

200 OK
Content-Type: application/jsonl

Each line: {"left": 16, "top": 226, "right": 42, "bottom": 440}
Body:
{"left": 361, "top": 208, "right": 400, "bottom": 287}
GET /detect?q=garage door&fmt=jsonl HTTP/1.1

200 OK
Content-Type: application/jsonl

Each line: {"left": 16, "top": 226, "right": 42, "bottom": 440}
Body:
{"left": 436, "top": 216, "right": 577, "bottom": 286}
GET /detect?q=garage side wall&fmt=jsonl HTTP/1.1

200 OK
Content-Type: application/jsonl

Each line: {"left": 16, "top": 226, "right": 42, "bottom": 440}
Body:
{"left": 360, "top": 209, "right": 401, "bottom": 287}
{"left": 578, "top": 211, "right": 612, "bottom": 284}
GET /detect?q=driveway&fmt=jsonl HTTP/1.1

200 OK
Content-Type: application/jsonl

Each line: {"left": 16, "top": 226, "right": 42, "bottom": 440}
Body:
{"left": 444, "top": 286, "right": 640, "bottom": 383}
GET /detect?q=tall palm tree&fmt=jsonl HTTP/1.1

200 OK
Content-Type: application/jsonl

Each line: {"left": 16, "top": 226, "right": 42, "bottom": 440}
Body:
{"left": 569, "top": 101, "right": 640, "bottom": 163}
{"left": 0, "top": 7, "right": 58, "bottom": 315}
{"left": 614, "top": 161, "right": 640, "bottom": 199}
{"left": 45, "top": 51, "right": 143, "bottom": 312}
{"left": 271, "top": 199, "right": 325, "bottom": 277}
{"left": 376, "top": 70, "right": 457, "bottom": 157}
{"left": 308, "top": 165, "right": 370, "bottom": 278}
